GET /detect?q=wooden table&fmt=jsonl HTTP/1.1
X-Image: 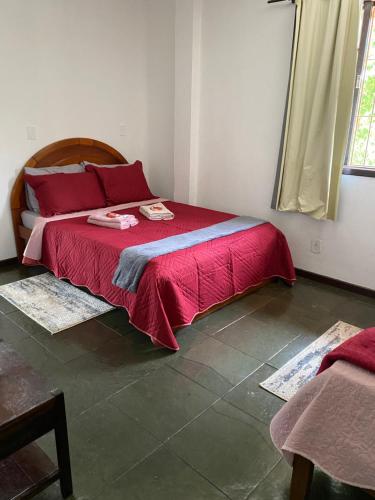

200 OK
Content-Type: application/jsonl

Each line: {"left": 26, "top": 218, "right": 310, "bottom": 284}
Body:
{"left": 0, "top": 339, "right": 73, "bottom": 499}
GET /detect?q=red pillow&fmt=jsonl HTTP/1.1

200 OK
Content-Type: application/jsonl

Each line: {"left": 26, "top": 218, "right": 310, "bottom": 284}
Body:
{"left": 24, "top": 172, "right": 106, "bottom": 217}
{"left": 85, "top": 161, "right": 154, "bottom": 205}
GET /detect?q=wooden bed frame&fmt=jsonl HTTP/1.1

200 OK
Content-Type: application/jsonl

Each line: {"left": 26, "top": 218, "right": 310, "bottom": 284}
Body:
{"left": 10, "top": 137, "right": 127, "bottom": 261}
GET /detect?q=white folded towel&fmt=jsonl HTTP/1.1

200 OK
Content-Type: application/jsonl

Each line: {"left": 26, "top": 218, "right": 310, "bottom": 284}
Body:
{"left": 139, "top": 203, "right": 174, "bottom": 221}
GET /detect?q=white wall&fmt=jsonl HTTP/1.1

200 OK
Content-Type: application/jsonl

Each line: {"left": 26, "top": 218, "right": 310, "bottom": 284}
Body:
{"left": 174, "top": 0, "right": 202, "bottom": 204}
{"left": 145, "top": 0, "right": 176, "bottom": 199}
{"left": 0, "top": 0, "right": 175, "bottom": 260}
{"left": 195, "top": 0, "right": 375, "bottom": 290}
{"left": 2, "top": 0, "right": 374, "bottom": 290}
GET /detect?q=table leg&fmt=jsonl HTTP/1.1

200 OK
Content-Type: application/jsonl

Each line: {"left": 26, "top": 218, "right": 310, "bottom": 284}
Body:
{"left": 53, "top": 391, "right": 73, "bottom": 498}
{"left": 290, "top": 455, "right": 314, "bottom": 500}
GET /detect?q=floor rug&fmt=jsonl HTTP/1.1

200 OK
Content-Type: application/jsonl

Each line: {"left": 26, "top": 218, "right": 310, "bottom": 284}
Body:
{"left": 260, "top": 321, "right": 361, "bottom": 401}
{"left": 0, "top": 273, "right": 114, "bottom": 334}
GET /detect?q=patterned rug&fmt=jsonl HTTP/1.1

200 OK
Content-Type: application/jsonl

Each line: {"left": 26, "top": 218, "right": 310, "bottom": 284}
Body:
{"left": 260, "top": 321, "right": 361, "bottom": 401}
{"left": 0, "top": 273, "right": 114, "bottom": 334}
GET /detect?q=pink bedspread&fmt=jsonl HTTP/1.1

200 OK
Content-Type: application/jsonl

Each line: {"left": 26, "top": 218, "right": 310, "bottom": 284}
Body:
{"left": 37, "top": 201, "right": 295, "bottom": 349}
{"left": 271, "top": 360, "right": 375, "bottom": 491}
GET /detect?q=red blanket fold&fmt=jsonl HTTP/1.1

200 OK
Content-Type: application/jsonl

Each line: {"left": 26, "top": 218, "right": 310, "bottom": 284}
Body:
{"left": 317, "top": 327, "right": 375, "bottom": 375}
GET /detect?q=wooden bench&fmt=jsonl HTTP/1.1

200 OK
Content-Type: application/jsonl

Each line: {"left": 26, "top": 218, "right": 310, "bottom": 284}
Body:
{"left": 0, "top": 339, "right": 73, "bottom": 499}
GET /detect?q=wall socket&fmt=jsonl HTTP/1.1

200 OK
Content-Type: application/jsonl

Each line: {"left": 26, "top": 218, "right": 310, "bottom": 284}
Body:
{"left": 310, "top": 239, "right": 322, "bottom": 254}
{"left": 119, "top": 123, "right": 126, "bottom": 136}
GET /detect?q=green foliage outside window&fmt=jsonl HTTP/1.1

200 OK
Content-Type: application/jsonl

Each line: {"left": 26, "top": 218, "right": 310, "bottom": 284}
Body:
{"left": 349, "top": 16, "right": 375, "bottom": 167}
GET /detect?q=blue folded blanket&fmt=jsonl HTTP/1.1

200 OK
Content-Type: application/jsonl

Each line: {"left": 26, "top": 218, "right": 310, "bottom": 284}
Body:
{"left": 113, "top": 216, "right": 265, "bottom": 293}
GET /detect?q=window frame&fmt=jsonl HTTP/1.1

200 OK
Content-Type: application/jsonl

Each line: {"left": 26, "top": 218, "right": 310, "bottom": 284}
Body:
{"left": 344, "top": 0, "right": 375, "bottom": 178}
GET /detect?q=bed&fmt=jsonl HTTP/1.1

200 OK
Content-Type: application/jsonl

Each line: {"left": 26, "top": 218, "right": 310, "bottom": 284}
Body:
{"left": 271, "top": 360, "right": 375, "bottom": 499}
{"left": 11, "top": 138, "right": 296, "bottom": 350}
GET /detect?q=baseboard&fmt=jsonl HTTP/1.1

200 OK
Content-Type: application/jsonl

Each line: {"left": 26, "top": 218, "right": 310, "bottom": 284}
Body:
{"left": 0, "top": 257, "right": 18, "bottom": 267}
{"left": 0, "top": 258, "right": 373, "bottom": 298}
{"left": 296, "top": 268, "right": 375, "bottom": 299}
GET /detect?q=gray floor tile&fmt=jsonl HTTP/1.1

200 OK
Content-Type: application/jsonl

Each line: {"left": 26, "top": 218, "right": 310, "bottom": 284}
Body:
{"left": 233, "top": 292, "right": 275, "bottom": 314}
{"left": 99, "top": 446, "right": 227, "bottom": 500}
{"left": 295, "top": 277, "right": 375, "bottom": 307}
{"left": 308, "top": 469, "right": 372, "bottom": 499}
{"left": 254, "top": 280, "right": 290, "bottom": 298}
{"left": 224, "top": 364, "right": 284, "bottom": 424}
{"left": 246, "top": 460, "right": 291, "bottom": 500}
{"left": 248, "top": 459, "right": 371, "bottom": 500}
{"left": 168, "top": 400, "right": 280, "bottom": 500}
{"left": 6, "top": 309, "right": 50, "bottom": 337}
{"left": 168, "top": 336, "right": 261, "bottom": 396}
{"left": 11, "top": 337, "right": 102, "bottom": 419}
{"left": 96, "top": 308, "right": 135, "bottom": 336}
{"left": 1, "top": 264, "right": 373, "bottom": 500}
{"left": 8, "top": 335, "right": 62, "bottom": 371}
{"left": 214, "top": 315, "right": 298, "bottom": 362}
{"left": 121, "top": 326, "right": 183, "bottom": 361}
{"left": 0, "top": 264, "right": 45, "bottom": 286}
{"left": 100, "top": 307, "right": 208, "bottom": 352}
{"left": 193, "top": 305, "right": 247, "bottom": 336}
{"left": 281, "top": 279, "right": 348, "bottom": 315}
{"left": 11, "top": 309, "right": 125, "bottom": 372}
{"left": 65, "top": 334, "right": 172, "bottom": 404}
{"left": 331, "top": 297, "right": 375, "bottom": 329}
{"left": 32, "top": 482, "right": 70, "bottom": 500}
{"left": 250, "top": 296, "right": 333, "bottom": 336}
{"left": 110, "top": 365, "right": 218, "bottom": 441}
{"left": 0, "top": 296, "right": 17, "bottom": 314}
{"left": 40, "top": 401, "right": 160, "bottom": 499}
{"left": 0, "top": 312, "right": 30, "bottom": 344}
{"left": 167, "top": 325, "right": 208, "bottom": 354}
{"left": 267, "top": 334, "right": 318, "bottom": 370}
{"left": 31, "top": 318, "right": 121, "bottom": 363}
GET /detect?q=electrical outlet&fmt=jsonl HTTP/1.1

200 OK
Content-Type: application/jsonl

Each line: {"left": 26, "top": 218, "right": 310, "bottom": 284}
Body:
{"left": 119, "top": 123, "right": 126, "bottom": 136}
{"left": 310, "top": 239, "right": 322, "bottom": 254}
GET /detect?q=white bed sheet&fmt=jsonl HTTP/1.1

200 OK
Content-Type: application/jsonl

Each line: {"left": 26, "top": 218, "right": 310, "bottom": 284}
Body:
{"left": 21, "top": 210, "right": 40, "bottom": 230}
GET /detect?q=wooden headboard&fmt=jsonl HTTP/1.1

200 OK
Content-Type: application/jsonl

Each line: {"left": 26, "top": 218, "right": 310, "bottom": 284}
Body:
{"left": 10, "top": 138, "right": 127, "bottom": 261}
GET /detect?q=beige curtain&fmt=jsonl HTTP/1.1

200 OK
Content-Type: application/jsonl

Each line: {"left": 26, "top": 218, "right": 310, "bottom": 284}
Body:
{"left": 273, "top": 0, "right": 360, "bottom": 220}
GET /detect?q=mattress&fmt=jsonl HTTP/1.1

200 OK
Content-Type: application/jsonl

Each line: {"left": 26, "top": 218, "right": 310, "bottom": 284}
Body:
{"left": 36, "top": 201, "right": 296, "bottom": 350}
{"left": 21, "top": 210, "right": 39, "bottom": 230}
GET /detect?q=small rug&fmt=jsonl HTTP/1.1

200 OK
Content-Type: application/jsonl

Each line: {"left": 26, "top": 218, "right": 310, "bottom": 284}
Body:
{"left": 260, "top": 321, "right": 361, "bottom": 401}
{"left": 0, "top": 273, "right": 114, "bottom": 334}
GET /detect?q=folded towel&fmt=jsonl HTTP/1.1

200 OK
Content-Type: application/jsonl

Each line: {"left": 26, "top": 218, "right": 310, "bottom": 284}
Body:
{"left": 88, "top": 220, "right": 138, "bottom": 230}
{"left": 139, "top": 203, "right": 174, "bottom": 221}
{"left": 88, "top": 218, "right": 139, "bottom": 230}
{"left": 89, "top": 213, "right": 138, "bottom": 224}
{"left": 88, "top": 213, "right": 139, "bottom": 230}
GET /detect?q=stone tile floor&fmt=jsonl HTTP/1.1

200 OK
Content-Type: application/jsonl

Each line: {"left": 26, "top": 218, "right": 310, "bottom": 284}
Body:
{"left": 0, "top": 262, "right": 374, "bottom": 499}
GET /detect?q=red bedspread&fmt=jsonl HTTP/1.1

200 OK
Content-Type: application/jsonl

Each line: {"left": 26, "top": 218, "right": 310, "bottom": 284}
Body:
{"left": 40, "top": 201, "right": 296, "bottom": 349}
{"left": 318, "top": 327, "right": 375, "bottom": 375}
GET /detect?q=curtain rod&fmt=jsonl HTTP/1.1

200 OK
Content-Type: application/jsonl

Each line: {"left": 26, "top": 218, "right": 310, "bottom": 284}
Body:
{"left": 268, "top": 0, "right": 295, "bottom": 4}
{"left": 268, "top": 0, "right": 373, "bottom": 3}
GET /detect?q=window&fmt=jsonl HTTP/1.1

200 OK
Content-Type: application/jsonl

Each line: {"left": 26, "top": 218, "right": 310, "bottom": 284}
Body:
{"left": 344, "top": 0, "right": 375, "bottom": 177}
